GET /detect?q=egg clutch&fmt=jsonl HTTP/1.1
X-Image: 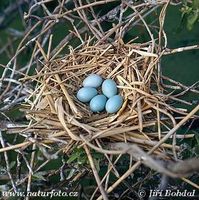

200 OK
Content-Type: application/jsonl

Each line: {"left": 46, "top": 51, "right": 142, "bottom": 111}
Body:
{"left": 76, "top": 74, "right": 123, "bottom": 113}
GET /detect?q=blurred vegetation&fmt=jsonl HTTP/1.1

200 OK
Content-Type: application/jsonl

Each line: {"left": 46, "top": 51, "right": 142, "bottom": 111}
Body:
{"left": 181, "top": 0, "right": 199, "bottom": 30}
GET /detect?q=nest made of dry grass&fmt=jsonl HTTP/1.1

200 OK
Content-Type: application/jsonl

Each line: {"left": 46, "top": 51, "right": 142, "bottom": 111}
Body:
{"left": 24, "top": 38, "right": 179, "bottom": 156}
{"left": 1, "top": 1, "right": 199, "bottom": 199}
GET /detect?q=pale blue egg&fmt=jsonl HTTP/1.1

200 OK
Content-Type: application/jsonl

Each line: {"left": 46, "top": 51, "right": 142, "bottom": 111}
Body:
{"left": 77, "top": 87, "right": 97, "bottom": 103}
{"left": 83, "top": 74, "right": 103, "bottom": 88}
{"left": 105, "top": 95, "right": 123, "bottom": 113}
{"left": 90, "top": 95, "right": 107, "bottom": 112}
{"left": 102, "top": 79, "right": 117, "bottom": 98}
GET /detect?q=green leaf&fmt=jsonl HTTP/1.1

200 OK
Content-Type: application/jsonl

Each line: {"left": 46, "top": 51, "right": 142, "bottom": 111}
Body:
{"left": 193, "top": 0, "right": 199, "bottom": 9}
{"left": 93, "top": 158, "right": 100, "bottom": 172}
{"left": 67, "top": 148, "right": 87, "bottom": 164}
{"left": 182, "top": 0, "right": 187, "bottom": 6}
{"left": 77, "top": 156, "right": 87, "bottom": 165}
{"left": 66, "top": 168, "right": 76, "bottom": 180}
{"left": 32, "top": 172, "right": 46, "bottom": 181}
{"left": 9, "top": 161, "right": 16, "bottom": 169}
{"left": 67, "top": 153, "right": 79, "bottom": 164}
{"left": 186, "top": 10, "right": 199, "bottom": 30}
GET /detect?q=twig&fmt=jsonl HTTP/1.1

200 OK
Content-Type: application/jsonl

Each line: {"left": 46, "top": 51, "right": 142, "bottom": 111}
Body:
{"left": 0, "top": 131, "right": 17, "bottom": 192}
{"left": 163, "top": 45, "right": 199, "bottom": 55}
{"left": 0, "top": 141, "right": 30, "bottom": 153}
{"left": 26, "top": 135, "right": 37, "bottom": 200}
{"left": 84, "top": 145, "right": 109, "bottom": 200}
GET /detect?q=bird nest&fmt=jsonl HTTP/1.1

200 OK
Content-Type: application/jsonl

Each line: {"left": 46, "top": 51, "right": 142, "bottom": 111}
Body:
{"left": 1, "top": 1, "right": 199, "bottom": 199}
{"left": 24, "top": 38, "right": 176, "bottom": 153}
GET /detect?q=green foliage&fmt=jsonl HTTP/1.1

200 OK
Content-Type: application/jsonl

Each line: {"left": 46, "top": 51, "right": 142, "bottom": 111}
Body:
{"left": 67, "top": 147, "right": 87, "bottom": 165}
{"left": 67, "top": 147, "right": 103, "bottom": 171}
{"left": 9, "top": 161, "right": 16, "bottom": 170}
{"left": 181, "top": 0, "right": 199, "bottom": 30}
{"left": 32, "top": 172, "right": 47, "bottom": 181}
